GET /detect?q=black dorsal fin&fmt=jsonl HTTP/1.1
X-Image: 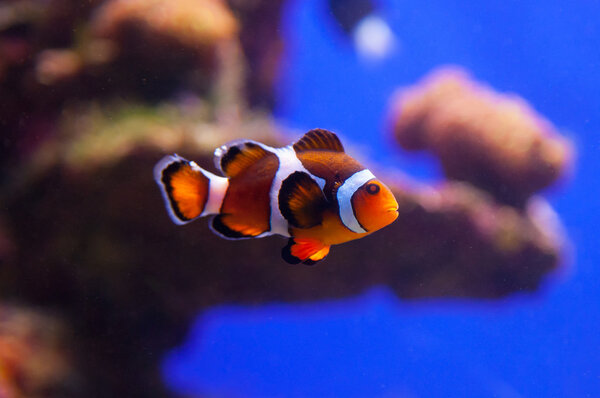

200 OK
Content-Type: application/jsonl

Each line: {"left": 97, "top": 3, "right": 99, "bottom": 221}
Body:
{"left": 214, "top": 140, "right": 272, "bottom": 178}
{"left": 278, "top": 171, "right": 327, "bottom": 228}
{"left": 293, "top": 129, "right": 345, "bottom": 153}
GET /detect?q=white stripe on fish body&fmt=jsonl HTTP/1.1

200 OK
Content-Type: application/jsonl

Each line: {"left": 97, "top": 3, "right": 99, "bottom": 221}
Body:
{"left": 194, "top": 160, "right": 229, "bottom": 216}
{"left": 337, "top": 168, "right": 376, "bottom": 234}
{"left": 266, "top": 145, "right": 326, "bottom": 237}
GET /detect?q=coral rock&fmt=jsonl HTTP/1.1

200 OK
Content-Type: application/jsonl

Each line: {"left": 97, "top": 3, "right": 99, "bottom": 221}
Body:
{"left": 0, "top": 306, "right": 75, "bottom": 398}
{"left": 35, "top": 49, "right": 83, "bottom": 85}
{"left": 390, "top": 67, "right": 574, "bottom": 206}
{"left": 227, "top": 0, "right": 286, "bottom": 107}
{"left": 91, "top": 0, "right": 238, "bottom": 52}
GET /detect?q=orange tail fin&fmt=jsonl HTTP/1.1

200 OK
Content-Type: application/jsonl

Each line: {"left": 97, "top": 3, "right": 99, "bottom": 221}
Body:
{"left": 154, "top": 155, "right": 228, "bottom": 225}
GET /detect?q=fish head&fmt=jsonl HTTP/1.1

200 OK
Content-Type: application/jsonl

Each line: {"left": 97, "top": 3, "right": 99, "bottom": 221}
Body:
{"left": 351, "top": 178, "right": 399, "bottom": 233}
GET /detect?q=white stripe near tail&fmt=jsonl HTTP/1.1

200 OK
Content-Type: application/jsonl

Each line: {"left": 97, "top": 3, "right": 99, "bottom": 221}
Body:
{"left": 202, "top": 168, "right": 228, "bottom": 215}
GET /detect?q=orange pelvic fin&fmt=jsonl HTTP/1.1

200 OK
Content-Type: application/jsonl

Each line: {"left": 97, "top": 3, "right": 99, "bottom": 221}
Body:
{"left": 281, "top": 238, "right": 330, "bottom": 265}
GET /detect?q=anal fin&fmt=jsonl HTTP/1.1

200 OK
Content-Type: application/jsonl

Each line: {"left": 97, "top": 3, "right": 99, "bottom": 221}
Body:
{"left": 281, "top": 238, "right": 330, "bottom": 265}
{"left": 211, "top": 214, "right": 268, "bottom": 240}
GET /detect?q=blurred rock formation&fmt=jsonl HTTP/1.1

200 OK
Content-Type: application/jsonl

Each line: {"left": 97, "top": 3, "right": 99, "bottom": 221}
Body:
{"left": 227, "top": 0, "right": 285, "bottom": 108}
{"left": 0, "top": 306, "right": 76, "bottom": 398}
{"left": 0, "top": 2, "right": 572, "bottom": 398}
{"left": 0, "top": 0, "right": 282, "bottom": 177}
{"left": 389, "top": 67, "right": 574, "bottom": 206}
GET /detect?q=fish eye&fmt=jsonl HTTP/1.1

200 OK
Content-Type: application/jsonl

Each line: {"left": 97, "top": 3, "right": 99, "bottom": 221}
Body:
{"left": 365, "top": 183, "right": 380, "bottom": 195}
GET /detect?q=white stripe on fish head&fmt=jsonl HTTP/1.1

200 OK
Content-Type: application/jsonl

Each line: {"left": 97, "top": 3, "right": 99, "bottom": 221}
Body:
{"left": 337, "top": 169, "right": 376, "bottom": 234}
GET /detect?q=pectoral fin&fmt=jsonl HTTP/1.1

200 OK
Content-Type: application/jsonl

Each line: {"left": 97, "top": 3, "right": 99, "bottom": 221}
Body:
{"left": 278, "top": 171, "right": 327, "bottom": 228}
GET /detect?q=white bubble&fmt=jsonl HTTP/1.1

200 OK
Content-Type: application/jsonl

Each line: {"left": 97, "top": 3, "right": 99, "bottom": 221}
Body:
{"left": 353, "top": 15, "right": 398, "bottom": 60}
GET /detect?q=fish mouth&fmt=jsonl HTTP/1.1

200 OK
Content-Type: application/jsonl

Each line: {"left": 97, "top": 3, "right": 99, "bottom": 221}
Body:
{"left": 386, "top": 207, "right": 399, "bottom": 213}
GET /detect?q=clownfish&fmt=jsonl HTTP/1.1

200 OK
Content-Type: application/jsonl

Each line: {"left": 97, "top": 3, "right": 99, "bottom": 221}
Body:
{"left": 154, "top": 129, "right": 398, "bottom": 265}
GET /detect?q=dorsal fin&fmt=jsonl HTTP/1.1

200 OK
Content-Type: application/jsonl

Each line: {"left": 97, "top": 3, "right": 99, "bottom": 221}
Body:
{"left": 278, "top": 171, "right": 327, "bottom": 228}
{"left": 293, "top": 129, "right": 345, "bottom": 153}
{"left": 214, "top": 140, "right": 272, "bottom": 178}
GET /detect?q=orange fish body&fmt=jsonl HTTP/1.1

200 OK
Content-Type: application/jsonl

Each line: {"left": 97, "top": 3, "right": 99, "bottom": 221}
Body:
{"left": 155, "top": 129, "right": 398, "bottom": 264}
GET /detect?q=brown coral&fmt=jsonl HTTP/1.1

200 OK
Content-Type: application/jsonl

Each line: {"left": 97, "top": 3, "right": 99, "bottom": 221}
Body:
{"left": 390, "top": 67, "right": 574, "bottom": 206}
{"left": 0, "top": 306, "right": 75, "bottom": 398}
{"left": 91, "top": 0, "right": 238, "bottom": 62}
{"left": 0, "top": 0, "right": 247, "bottom": 180}
{"left": 35, "top": 49, "right": 83, "bottom": 85}
{"left": 227, "top": 0, "right": 286, "bottom": 107}
{"left": 92, "top": 0, "right": 237, "bottom": 46}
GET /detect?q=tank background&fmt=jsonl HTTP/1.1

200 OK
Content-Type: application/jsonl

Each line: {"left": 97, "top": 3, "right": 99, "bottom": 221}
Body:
{"left": 0, "top": 0, "right": 596, "bottom": 397}
{"left": 165, "top": 0, "right": 598, "bottom": 397}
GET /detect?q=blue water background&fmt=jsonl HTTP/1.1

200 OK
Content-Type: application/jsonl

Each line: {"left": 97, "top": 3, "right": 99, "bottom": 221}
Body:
{"left": 163, "top": 0, "right": 600, "bottom": 396}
